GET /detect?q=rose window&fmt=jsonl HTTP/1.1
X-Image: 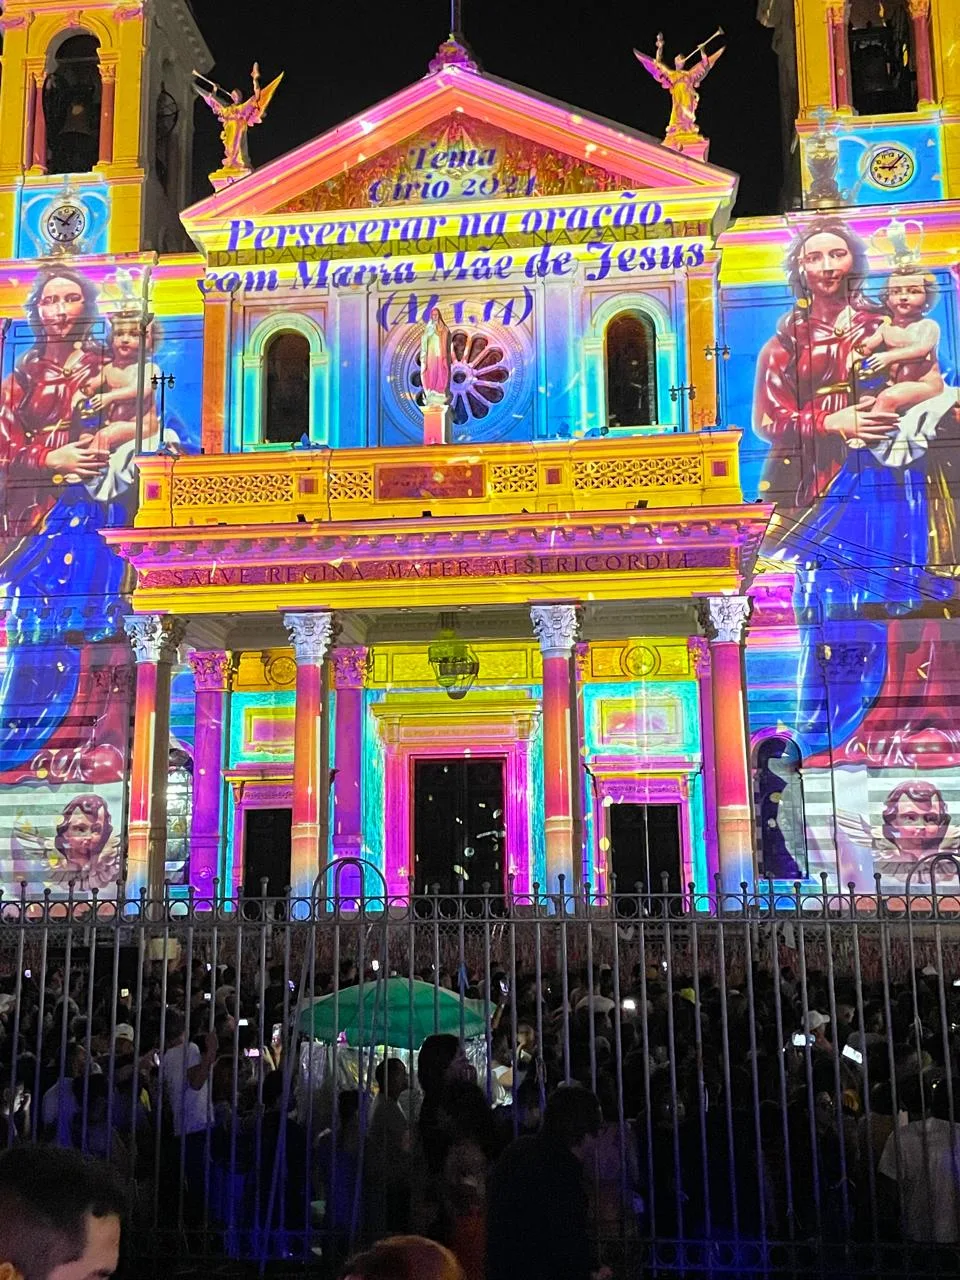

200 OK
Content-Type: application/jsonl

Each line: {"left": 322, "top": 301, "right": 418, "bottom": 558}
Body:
{"left": 409, "top": 329, "right": 511, "bottom": 426}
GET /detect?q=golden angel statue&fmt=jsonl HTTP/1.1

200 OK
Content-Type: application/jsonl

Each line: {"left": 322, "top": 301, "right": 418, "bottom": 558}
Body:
{"left": 634, "top": 29, "right": 725, "bottom": 141}
{"left": 192, "top": 63, "right": 284, "bottom": 179}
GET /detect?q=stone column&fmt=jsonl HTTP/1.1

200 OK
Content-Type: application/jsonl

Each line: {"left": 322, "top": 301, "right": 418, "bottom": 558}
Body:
{"left": 283, "top": 611, "right": 335, "bottom": 899}
{"left": 531, "top": 604, "right": 581, "bottom": 897}
{"left": 30, "top": 71, "right": 46, "bottom": 171}
{"left": 689, "top": 635, "right": 720, "bottom": 888}
{"left": 826, "top": 0, "right": 853, "bottom": 111}
{"left": 907, "top": 0, "right": 935, "bottom": 104}
{"left": 98, "top": 62, "right": 116, "bottom": 163}
{"left": 187, "top": 650, "right": 234, "bottom": 901}
{"left": 124, "top": 615, "right": 186, "bottom": 900}
{"left": 700, "top": 597, "right": 754, "bottom": 897}
{"left": 22, "top": 66, "right": 36, "bottom": 171}
{"left": 331, "top": 646, "right": 367, "bottom": 900}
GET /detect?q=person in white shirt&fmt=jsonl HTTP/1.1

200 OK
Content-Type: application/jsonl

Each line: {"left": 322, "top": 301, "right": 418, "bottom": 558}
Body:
{"left": 160, "top": 1011, "right": 217, "bottom": 1217}
{"left": 161, "top": 1011, "right": 217, "bottom": 1139}
{"left": 878, "top": 1075, "right": 960, "bottom": 1245}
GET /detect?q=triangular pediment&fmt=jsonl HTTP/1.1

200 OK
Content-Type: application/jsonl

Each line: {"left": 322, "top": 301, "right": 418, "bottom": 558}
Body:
{"left": 182, "top": 56, "right": 737, "bottom": 248}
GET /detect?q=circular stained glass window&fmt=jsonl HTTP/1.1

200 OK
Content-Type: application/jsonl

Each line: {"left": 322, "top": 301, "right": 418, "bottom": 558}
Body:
{"left": 409, "top": 329, "right": 511, "bottom": 427}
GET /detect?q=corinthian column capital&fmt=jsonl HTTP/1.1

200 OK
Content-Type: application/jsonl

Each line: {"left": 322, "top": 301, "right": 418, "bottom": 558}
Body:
{"left": 332, "top": 645, "right": 368, "bottom": 689}
{"left": 124, "top": 614, "right": 186, "bottom": 664}
{"left": 530, "top": 604, "right": 582, "bottom": 657}
{"left": 699, "top": 596, "right": 752, "bottom": 645}
{"left": 188, "top": 649, "right": 235, "bottom": 692}
{"left": 283, "top": 611, "right": 335, "bottom": 665}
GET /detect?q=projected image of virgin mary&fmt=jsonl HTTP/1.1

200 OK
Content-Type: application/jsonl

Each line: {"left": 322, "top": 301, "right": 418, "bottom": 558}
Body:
{"left": 0, "top": 267, "right": 130, "bottom": 785}
{"left": 753, "top": 217, "right": 960, "bottom": 768}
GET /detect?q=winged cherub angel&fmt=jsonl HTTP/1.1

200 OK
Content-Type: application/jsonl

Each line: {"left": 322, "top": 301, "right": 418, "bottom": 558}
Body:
{"left": 11, "top": 794, "right": 121, "bottom": 891}
{"left": 837, "top": 780, "right": 960, "bottom": 883}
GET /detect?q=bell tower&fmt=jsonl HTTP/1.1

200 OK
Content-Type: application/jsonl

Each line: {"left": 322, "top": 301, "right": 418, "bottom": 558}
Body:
{"left": 760, "top": 0, "right": 959, "bottom": 210}
{"left": 0, "top": 0, "right": 211, "bottom": 259}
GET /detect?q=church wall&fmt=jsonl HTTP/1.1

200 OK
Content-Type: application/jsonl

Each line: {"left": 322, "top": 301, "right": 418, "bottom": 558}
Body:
{"left": 721, "top": 211, "right": 960, "bottom": 892}
{"left": 0, "top": 258, "right": 203, "bottom": 895}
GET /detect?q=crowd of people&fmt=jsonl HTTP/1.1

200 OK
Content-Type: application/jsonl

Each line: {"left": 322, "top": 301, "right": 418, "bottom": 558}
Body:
{"left": 2, "top": 941, "right": 960, "bottom": 1278}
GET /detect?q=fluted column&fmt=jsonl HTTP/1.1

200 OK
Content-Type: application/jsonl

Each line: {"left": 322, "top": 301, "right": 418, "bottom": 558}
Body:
{"left": 531, "top": 604, "right": 581, "bottom": 897}
{"left": 124, "top": 615, "right": 186, "bottom": 900}
{"left": 187, "top": 650, "right": 234, "bottom": 901}
{"left": 331, "top": 646, "right": 367, "bottom": 900}
{"left": 700, "top": 597, "right": 754, "bottom": 897}
{"left": 907, "top": 0, "right": 935, "bottom": 104}
{"left": 284, "top": 611, "right": 335, "bottom": 899}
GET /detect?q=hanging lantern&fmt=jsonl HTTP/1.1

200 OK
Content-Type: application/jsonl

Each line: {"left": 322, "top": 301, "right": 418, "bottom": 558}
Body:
{"left": 428, "top": 615, "right": 479, "bottom": 700}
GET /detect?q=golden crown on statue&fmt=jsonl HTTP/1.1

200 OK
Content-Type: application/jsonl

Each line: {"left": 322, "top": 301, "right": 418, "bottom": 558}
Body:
{"left": 870, "top": 216, "right": 924, "bottom": 269}
{"left": 99, "top": 266, "right": 148, "bottom": 319}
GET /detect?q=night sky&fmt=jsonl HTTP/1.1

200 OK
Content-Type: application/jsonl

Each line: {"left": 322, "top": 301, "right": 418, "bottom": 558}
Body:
{"left": 187, "top": 0, "right": 784, "bottom": 217}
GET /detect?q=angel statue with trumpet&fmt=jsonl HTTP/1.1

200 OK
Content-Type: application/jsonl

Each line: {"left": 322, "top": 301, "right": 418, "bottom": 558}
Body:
{"left": 192, "top": 63, "right": 283, "bottom": 181}
{"left": 634, "top": 29, "right": 725, "bottom": 142}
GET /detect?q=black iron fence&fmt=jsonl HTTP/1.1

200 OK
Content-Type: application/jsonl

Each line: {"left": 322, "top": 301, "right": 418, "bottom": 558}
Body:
{"left": 3, "top": 866, "right": 960, "bottom": 1277}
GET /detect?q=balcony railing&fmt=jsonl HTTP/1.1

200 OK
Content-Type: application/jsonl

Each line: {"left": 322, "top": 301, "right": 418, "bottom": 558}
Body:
{"left": 134, "top": 430, "right": 744, "bottom": 529}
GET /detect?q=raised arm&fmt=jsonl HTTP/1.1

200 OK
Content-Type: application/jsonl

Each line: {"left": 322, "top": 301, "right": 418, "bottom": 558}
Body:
{"left": 195, "top": 88, "right": 223, "bottom": 119}
{"left": 692, "top": 45, "right": 724, "bottom": 85}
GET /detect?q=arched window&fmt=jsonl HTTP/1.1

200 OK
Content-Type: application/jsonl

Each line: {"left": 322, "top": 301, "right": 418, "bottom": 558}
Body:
{"left": 605, "top": 312, "right": 657, "bottom": 428}
{"left": 753, "top": 736, "right": 808, "bottom": 880}
{"left": 155, "top": 80, "right": 180, "bottom": 197}
{"left": 848, "top": 0, "right": 916, "bottom": 114}
{"left": 264, "top": 331, "right": 310, "bottom": 444}
{"left": 43, "top": 34, "right": 102, "bottom": 174}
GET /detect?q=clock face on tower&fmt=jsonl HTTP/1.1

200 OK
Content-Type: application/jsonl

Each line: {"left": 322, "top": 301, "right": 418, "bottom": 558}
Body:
{"left": 44, "top": 202, "right": 87, "bottom": 246}
{"left": 867, "top": 145, "right": 916, "bottom": 190}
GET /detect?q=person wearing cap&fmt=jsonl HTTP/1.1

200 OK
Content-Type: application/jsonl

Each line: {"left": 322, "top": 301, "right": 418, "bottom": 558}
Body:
{"left": 804, "top": 1011, "right": 834, "bottom": 1055}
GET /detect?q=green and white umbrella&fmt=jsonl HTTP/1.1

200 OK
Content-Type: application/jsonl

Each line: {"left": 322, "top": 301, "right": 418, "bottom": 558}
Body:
{"left": 298, "top": 977, "right": 487, "bottom": 1048}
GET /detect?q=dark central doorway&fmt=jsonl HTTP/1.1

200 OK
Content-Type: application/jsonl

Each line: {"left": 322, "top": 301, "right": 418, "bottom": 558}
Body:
{"left": 413, "top": 758, "right": 505, "bottom": 895}
{"left": 242, "top": 807, "right": 292, "bottom": 898}
{"left": 608, "top": 803, "right": 682, "bottom": 900}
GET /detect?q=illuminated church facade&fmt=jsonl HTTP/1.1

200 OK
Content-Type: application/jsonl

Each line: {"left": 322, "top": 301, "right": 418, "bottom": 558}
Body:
{"left": 0, "top": 0, "right": 957, "bottom": 904}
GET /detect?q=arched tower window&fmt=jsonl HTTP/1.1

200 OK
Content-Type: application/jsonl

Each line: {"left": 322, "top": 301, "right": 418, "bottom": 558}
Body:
{"left": 264, "top": 331, "right": 310, "bottom": 444}
{"left": 605, "top": 312, "right": 657, "bottom": 428}
{"left": 753, "top": 736, "right": 808, "bottom": 880}
{"left": 848, "top": 0, "right": 917, "bottom": 115}
{"left": 43, "top": 34, "right": 102, "bottom": 174}
{"left": 155, "top": 81, "right": 180, "bottom": 197}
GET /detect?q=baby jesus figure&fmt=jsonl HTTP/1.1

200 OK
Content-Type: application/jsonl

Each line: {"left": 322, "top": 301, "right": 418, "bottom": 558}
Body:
{"left": 857, "top": 269, "right": 943, "bottom": 415}
{"left": 74, "top": 316, "right": 160, "bottom": 453}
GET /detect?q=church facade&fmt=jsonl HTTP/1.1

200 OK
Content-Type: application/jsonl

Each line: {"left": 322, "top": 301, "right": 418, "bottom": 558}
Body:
{"left": 0, "top": 0, "right": 957, "bottom": 904}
